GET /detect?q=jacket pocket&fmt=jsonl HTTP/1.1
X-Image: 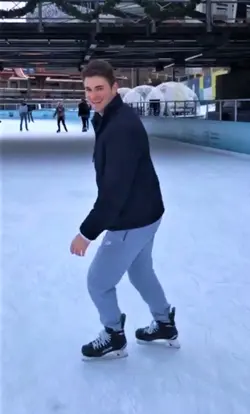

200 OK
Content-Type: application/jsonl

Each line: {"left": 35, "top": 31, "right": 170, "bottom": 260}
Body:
{"left": 104, "top": 230, "right": 129, "bottom": 245}
{"left": 122, "top": 231, "right": 129, "bottom": 241}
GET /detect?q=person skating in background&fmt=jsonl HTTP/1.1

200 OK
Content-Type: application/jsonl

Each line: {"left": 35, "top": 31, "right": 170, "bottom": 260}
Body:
{"left": 19, "top": 101, "right": 29, "bottom": 132}
{"left": 78, "top": 98, "right": 90, "bottom": 132}
{"left": 27, "top": 104, "right": 35, "bottom": 123}
{"left": 70, "top": 59, "right": 179, "bottom": 360}
{"left": 53, "top": 101, "right": 68, "bottom": 133}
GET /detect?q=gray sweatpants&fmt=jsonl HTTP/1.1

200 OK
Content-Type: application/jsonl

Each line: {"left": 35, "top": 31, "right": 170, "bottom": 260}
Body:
{"left": 87, "top": 218, "right": 170, "bottom": 330}
{"left": 20, "top": 113, "right": 28, "bottom": 131}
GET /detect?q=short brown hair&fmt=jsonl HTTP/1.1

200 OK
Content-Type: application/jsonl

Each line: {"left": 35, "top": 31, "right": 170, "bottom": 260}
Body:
{"left": 81, "top": 59, "right": 116, "bottom": 86}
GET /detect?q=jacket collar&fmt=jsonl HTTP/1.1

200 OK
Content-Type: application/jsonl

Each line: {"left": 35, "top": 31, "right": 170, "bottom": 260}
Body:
{"left": 102, "top": 93, "right": 123, "bottom": 117}
{"left": 91, "top": 93, "right": 123, "bottom": 134}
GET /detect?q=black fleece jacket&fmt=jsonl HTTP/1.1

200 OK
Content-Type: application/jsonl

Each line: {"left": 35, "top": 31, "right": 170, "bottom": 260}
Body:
{"left": 79, "top": 94, "right": 164, "bottom": 240}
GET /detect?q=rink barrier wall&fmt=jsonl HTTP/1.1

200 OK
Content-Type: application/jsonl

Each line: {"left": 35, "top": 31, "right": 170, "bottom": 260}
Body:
{"left": 0, "top": 109, "right": 79, "bottom": 121}
{"left": 1, "top": 109, "right": 250, "bottom": 155}
{"left": 142, "top": 117, "right": 250, "bottom": 155}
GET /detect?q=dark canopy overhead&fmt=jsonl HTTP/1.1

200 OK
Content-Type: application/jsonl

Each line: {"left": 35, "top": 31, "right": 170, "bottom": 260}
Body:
{"left": 0, "top": 1, "right": 250, "bottom": 69}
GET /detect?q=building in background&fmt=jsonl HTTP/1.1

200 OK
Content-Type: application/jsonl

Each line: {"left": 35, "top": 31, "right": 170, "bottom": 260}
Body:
{"left": 184, "top": 68, "right": 229, "bottom": 100}
{"left": 0, "top": 65, "right": 229, "bottom": 102}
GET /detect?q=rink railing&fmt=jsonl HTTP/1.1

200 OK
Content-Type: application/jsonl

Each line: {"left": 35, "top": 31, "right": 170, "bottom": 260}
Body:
{"left": 0, "top": 98, "right": 250, "bottom": 122}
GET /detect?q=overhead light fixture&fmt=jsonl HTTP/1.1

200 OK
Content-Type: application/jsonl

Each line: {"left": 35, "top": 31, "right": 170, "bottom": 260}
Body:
{"left": 185, "top": 53, "right": 203, "bottom": 62}
{"left": 164, "top": 63, "right": 175, "bottom": 69}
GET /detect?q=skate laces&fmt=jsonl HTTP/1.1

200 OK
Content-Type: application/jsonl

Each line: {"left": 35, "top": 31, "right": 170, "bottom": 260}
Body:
{"left": 92, "top": 330, "right": 111, "bottom": 349}
{"left": 144, "top": 321, "right": 159, "bottom": 334}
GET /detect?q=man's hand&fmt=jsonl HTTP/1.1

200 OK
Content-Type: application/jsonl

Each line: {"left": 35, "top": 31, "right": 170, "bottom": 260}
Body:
{"left": 70, "top": 233, "right": 90, "bottom": 256}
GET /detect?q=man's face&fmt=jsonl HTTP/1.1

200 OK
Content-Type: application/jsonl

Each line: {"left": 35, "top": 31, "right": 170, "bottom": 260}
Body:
{"left": 84, "top": 76, "right": 117, "bottom": 113}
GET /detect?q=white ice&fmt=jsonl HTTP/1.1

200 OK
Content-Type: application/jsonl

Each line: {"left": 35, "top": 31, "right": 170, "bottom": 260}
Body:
{"left": 1, "top": 119, "right": 250, "bottom": 414}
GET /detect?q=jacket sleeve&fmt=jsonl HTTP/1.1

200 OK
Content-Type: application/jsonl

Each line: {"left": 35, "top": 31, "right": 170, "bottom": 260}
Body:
{"left": 79, "top": 126, "right": 140, "bottom": 240}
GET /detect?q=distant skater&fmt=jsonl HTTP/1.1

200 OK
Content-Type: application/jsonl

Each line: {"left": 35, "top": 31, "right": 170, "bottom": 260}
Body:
{"left": 78, "top": 98, "right": 90, "bottom": 132}
{"left": 27, "top": 104, "right": 35, "bottom": 123}
{"left": 19, "top": 101, "right": 29, "bottom": 131}
{"left": 53, "top": 102, "right": 68, "bottom": 133}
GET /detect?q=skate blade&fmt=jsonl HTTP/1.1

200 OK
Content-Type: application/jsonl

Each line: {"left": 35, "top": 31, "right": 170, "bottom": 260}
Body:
{"left": 136, "top": 338, "right": 181, "bottom": 349}
{"left": 82, "top": 348, "right": 128, "bottom": 362}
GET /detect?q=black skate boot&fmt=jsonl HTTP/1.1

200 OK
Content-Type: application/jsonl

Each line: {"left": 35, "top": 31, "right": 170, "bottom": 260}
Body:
{"left": 81, "top": 313, "right": 128, "bottom": 360}
{"left": 135, "top": 307, "right": 180, "bottom": 348}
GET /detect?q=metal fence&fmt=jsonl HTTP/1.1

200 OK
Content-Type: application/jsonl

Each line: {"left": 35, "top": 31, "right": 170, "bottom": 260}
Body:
{"left": 124, "top": 99, "right": 250, "bottom": 122}
{"left": 0, "top": 98, "right": 250, "bottom": 122}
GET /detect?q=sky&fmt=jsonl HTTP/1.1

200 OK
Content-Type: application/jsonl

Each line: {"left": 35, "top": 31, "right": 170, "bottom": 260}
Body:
{"left": 0, "top": 2, "right": 26, "bottom": 22}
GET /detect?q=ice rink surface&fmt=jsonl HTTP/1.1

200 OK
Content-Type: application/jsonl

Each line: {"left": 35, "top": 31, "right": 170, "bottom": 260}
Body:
{"left": 1, "top": 119, "right": 250, "bottom": 414}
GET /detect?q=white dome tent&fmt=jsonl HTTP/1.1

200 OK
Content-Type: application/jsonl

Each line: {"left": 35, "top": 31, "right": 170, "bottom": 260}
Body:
{"left": 132, "top": 85, "right": 155, "bottom": 100}
{"left": 145, "top": 88, "right": 167, "bottom": 117}
{"left": 117, "top": 87, "right": 131, "bottom": 99}
{"left": 155, "top": 81, "right": 200, "bottom": 116}
{"left": 123, "top": 90, "right": 144, "bottom": 114}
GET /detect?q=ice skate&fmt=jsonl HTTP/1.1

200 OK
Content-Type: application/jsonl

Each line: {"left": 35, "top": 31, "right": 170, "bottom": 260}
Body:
{"left": 135, "top": 307, "right": 180, "bottom": 348}
{"left": 81, "top": 313, "right": 128, "bottom": 361}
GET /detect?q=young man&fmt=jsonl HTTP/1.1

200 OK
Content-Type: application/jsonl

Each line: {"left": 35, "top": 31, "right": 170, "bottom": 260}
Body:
{"left": 70, "top": 60, "right": 179, "bottom": 360}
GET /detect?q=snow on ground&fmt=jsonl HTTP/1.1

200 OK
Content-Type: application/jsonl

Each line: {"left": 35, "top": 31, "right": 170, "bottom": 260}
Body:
{"left": 1, "top": 119, "right": 250, "bottom": 414}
